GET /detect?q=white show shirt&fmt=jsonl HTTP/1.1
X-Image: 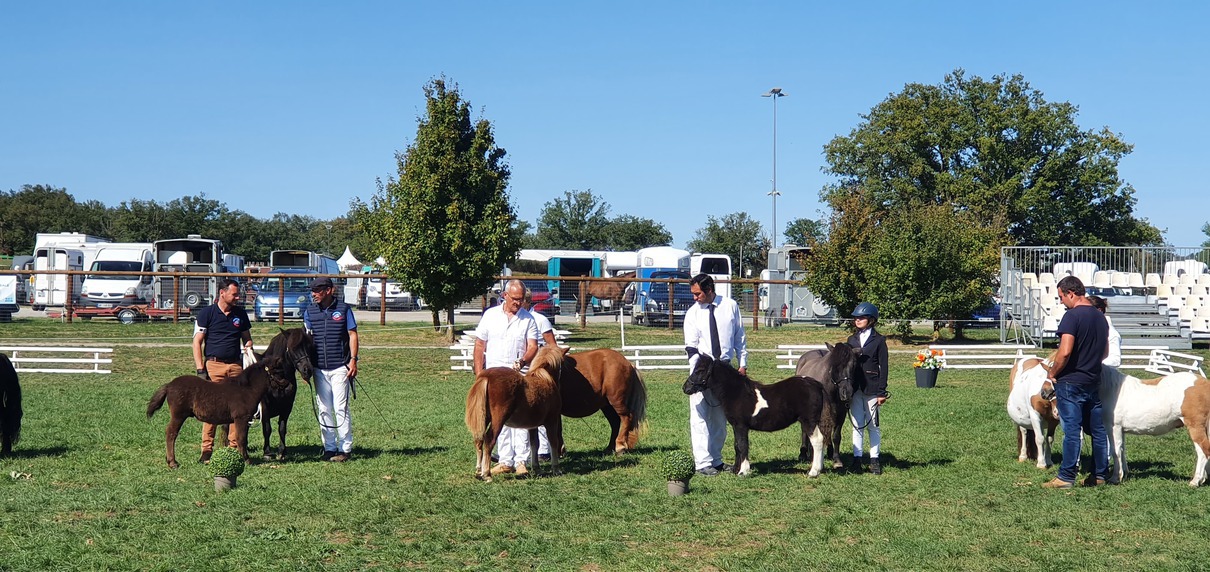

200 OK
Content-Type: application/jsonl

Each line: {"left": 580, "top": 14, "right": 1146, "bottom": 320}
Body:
{"left": 1104, "top": 315, "right": 1122, "bottom": 367}
{"left": 683, "top": 294, "right": 747, "bottom": 370}
{"left": 531, "top": 310, "right": 555, "bottom": 346}
{"left": 473, "top": 305, "right": 539, "bottom": 368}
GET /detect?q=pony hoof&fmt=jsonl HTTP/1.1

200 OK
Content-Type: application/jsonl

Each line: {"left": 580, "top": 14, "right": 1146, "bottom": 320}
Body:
{"left": 808, "top": 471, "right": 821, "bottom": 478}
{"left": 167, "top": 461, "right": 179, "bottom": 470}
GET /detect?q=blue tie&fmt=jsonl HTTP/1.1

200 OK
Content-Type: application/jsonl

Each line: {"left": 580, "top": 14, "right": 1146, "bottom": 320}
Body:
{"left": 708, "top": 303, "right": 721, "bottom": 359}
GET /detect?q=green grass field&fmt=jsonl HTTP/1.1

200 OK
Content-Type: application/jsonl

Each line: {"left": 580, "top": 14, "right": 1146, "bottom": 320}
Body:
{"left": 2, "top": 318, "right": 1210, "bottom": 570}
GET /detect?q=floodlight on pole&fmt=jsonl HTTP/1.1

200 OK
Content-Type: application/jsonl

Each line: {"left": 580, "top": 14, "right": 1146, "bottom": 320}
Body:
{"left": 762, "top": 87, "right": 786, "bottom": 248}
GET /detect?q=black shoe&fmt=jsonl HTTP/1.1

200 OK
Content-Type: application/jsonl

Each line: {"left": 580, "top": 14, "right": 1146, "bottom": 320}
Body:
{"left": 714, "top": 463, "right": 733, "bottom": 473}
{"left": 848, "top": 458, "right": 863, "bottom": 473}
{"left": 696, "top": 466, "right": 721, "bottom": 477}
{"left": 330, "top": 452, "right": 350, "bottom": 463}
{"left": 869, "top": 458, "right": 882, "bottom": 475}
{"left": 321, "top": 450, "right": 336, "bottom": 461}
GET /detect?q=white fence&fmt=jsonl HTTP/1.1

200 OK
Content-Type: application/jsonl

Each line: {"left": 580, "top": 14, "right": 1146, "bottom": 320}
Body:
{"left": 774, "top": 345, "right": 829, "bottom": 369}
{"left": 1, "top": 346, "right": 114, "bottom": 374}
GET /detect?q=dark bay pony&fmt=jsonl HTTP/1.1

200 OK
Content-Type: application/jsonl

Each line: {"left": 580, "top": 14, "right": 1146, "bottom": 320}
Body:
{"left": 683, "top": 354, "right": 832, "bottom": 477}
{"left": 465, "top": 345, "right": 567, "bottom": 481}
{"left": 257, "top": 328, "right": 316, "bottom": 460}
{"left": 794, "top": 343, "right": 860, "bottom": 468}
{"left": 559, "top": 348, "right": 648, "bottom": 455}
{"left": 147, "top": 335, "right": 313, "bottom": 469}
{"left": 1, "top": 354, "right": 21, "bottom": 456}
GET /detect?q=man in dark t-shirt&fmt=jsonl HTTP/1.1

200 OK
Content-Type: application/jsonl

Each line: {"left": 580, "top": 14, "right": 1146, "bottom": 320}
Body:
{"left": 190, "top": 278, "right": 253, "bottom": 463}
{"left": 1043, "top": 276, "right": 1109, "bottom": 489}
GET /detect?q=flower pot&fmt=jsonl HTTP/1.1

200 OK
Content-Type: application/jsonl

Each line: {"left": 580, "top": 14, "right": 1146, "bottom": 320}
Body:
{"left": 667, "top": 479, "right": 690, "bottom": 496}
{"left": 915, "top": 368, "right": 939, "bottom": 388}
{"left": 214, "top": 476, "right": 236, "bottom": 492}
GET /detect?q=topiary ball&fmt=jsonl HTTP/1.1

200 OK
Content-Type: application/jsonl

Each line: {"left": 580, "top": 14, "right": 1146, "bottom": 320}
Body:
{"left": 658, "top": 450, "right": 696, "bottom": 482}
{"left": 207, "top": 447, "right": 246, "bottom": 478}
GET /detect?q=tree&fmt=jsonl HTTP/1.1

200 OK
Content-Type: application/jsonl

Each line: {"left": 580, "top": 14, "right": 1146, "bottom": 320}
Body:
{"left": 605, "top": 215, "right": 672, "bottom": 251}
{"left": 0, "top": 185, "right": 107, "bottom": 254}
{"left": 532, "top": 190, "right": 612, "bottom": 249}
{"left": 808, "top": 70, "right": 1162, "bottom": 334}
{"left": 822, "top": 69, "right": 1160, "bottom": 247}
{"left": 686, "top": 212, "right": 769, "bottom": 277}
{"left": 367, "top": 77, "right": 519, "bottom": 338}
{"left": 783, "top": 217, "right": 825, "bottom": 247}
{"left": 1202, "top": 222, "right": 1210, "bottom": 249}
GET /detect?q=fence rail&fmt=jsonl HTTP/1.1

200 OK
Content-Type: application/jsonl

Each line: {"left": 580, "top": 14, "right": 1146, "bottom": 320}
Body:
{"left": 0, "top": 346, "right": 113, "bottom": 374}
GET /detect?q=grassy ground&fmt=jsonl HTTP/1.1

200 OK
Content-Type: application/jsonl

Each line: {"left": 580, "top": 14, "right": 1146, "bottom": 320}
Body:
{"left": 2, "top": 318, "right": 1210, "bottom": 570}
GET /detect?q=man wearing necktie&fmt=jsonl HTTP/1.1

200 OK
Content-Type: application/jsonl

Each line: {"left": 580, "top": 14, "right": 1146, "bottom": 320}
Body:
{"left": 684, "top": 273, "right": 748, "bottom": 476}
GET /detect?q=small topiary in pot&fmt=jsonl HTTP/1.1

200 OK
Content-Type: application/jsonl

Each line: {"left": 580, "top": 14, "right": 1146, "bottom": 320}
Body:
{"left": 208, "top": 447, "right": 245, "bottom": 491}
{"left": 659, "top": 450, "right": 696, "bottom": 483}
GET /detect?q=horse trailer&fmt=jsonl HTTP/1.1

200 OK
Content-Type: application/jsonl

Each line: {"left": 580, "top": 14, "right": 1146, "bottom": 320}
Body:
{"left": 632, "top": 246, "right": 693, "bottom": 326}
{"left": 152, "top": 236, "right": 225, "bottom": 311}
{"left": 764, "top": 245, "right": 836, "bottom": 325}
{"left": 691, "top": 253, "right": 733, "bottom": 300}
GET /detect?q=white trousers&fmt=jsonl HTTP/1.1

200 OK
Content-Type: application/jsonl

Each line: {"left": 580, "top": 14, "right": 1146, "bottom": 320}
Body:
{"left": 689, "top": 388, "right": 727, "bottom": 470}
{"left": 850, "top": 389, "right": 881, "bottom": 458}
{"left": 497, "top": 426, "right": 549, "bottom": 467}
{"left": 315, "top": 366, "right": 353, "bottom": 454}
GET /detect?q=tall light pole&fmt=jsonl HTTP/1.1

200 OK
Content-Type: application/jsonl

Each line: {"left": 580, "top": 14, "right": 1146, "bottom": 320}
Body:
{"left": 762, "top": 87, "right": 786, "bottom": 248}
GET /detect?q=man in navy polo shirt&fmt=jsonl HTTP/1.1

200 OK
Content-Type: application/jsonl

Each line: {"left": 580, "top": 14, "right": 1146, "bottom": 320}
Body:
{"left": 304, "top": 276, "right": 359, "bottom": 462}
{"left": 191, "top": 278, "right": 254, "bottom": 463}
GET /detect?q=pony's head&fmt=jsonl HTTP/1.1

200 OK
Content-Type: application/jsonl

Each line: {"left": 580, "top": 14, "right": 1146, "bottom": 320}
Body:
{"left": 266, "top": 328, "right": 315, "bottom": 383}
{"left": 529, "top": 345, "right": 568, "bottom": 382}
{"left": 682, "top": 351, "right": 717, "bottom": 395}
{"left": 824, "top": 342, "right": 859, "bottom": 403}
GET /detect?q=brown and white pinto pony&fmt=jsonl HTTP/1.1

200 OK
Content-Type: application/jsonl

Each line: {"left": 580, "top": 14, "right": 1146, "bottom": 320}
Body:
{"left": 465, "top": 345, "right": 567, "bottom": 481}
{"left": 1006, "top": 356, "right": 1059, "bottom": 469}
{"left": 559, "top": 348, "right": 648, "bottom": 455}
{"left": 1098, "top": 367, "right": 1210, "bottom": 486}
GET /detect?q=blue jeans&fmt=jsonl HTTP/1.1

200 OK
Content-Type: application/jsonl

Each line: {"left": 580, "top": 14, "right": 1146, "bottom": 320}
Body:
{"left": 1055, "top": 382, "right": 1109, "bottom": 483}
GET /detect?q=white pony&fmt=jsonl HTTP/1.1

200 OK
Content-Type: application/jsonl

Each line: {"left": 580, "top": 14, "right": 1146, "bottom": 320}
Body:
{"left": 1006, "top": 357, "right": 1059, "bottom": 469}
{"left": 1099, "top": 367, "right": 1210, "bottom": 486}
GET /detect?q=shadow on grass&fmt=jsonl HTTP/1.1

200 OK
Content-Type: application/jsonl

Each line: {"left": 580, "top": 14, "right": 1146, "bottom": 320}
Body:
{"left": 1, "top": 445, "right": 68, "bottom": 459}
{"left": 749, "top": 452, "right": 953, "bottom": 476}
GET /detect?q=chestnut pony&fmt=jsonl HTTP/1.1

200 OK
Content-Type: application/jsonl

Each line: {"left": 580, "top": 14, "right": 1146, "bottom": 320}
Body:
{"left": 559, "top": 348, "right": 648, "bottom": 455}
{"left": 465, "top": 345, "right": 567, "bottom": 481}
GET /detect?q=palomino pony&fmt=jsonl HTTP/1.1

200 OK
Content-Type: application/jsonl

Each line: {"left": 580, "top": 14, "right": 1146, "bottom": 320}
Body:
{"left": 794, "top": 343, "right": 860, "bottom": 468}
{"left": 465, "top": 345, "right": 567, "bottom": 481}
{"left": 683, "top": 354, "right": 831, "bottom": 477}
{"left": 0, "top": 353, "right": 21, "bottom": 457}
{"left": 148, "top": 355, "right": 291, "bottom": 468}
{"left": 1005, "top": 356, "right": 1059, "bottom": 469}
{"left": 1099, "top": 367, "right": 1210, "bottom": 486}
{"left": 559, "top": 348, "right": 648, "bottom": 455}
{"left": 256, "top": 328, "right": 316, "bottom": 460}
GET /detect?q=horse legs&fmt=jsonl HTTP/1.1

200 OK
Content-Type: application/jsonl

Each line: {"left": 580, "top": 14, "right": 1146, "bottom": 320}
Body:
{"left": 733, "top": 425, "right": 751, "bottom": 476}
{"left": 275, "top": 413, "right": 289, "bottom": 460}
{"left": 1031, "top": 415, "right": 1052, "bottom": 469}
{"left": 229, "top": 419, "right": 251, "bottom": 462}
{"left": 828, "top": 406, "right": 845, "bottom": 469}
{"left": 547, "top": 414, "right": 564, "bottom": 476}
{"left": 803, "top": 422, "right": 825, "bottom": 478}
{"left": 527, "top": 428, "right": 541, "bottom": 477}
{"left": 600, "top": 406, "right": 624, "bottom": 455}
{"left": 1016, "top": 426, "right": 1030, "bottom": 463}
{"left": 164, "top": 415, "right": 186, "bottom": 469}
{"left": 261, "top": 413, "right": 274, "bottom": 460}
{"left": 1108, "top": 425, "right": 1126, "bottom": 484}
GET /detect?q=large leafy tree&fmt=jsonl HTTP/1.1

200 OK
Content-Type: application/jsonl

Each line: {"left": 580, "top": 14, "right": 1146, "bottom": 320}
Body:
{"left": 686, "top": 212, "right": 769, "bottom": 277}
{"left": 367, "top": 77, "right": 519, "bottom": 336}
{"left": 0, "top": 185, "right": 108, "bottom": 254}
{"left": 532, "top": 190, "right": 611, "bottom": 249}
{"left": 783, "top": 217, "right": 825, "bottom": 247}
{"left": 606, "top": 214, "right": 672, "bottom": 251}
{"left": 808, "top": 70, "right": 1161, "bottom": 334}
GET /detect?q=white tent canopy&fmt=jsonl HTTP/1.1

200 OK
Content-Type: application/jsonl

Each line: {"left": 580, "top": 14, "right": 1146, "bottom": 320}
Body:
{"left": 337, "top": 246, "right": 362, "bottom": 270}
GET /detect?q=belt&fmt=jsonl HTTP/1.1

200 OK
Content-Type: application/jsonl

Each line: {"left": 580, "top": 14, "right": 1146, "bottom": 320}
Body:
{"left": 206, "top": 356, "right": 240, "bottom": 364}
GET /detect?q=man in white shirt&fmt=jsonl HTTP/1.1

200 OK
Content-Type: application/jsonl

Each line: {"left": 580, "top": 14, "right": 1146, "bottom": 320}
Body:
{"left": 684, "top": 273, "right": 747, "bottom": 476}
{"left": 473, "top": 279, "right": 539, "bottom": 475}
{"left": 1088, "top": 295, "right": 1123, "bottom": 367}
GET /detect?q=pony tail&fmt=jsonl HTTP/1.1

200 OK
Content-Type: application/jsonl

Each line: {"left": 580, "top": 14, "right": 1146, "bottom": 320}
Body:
{"left": 464, "top": 376, "right": 491, "bottom": 443}
{"left": 624, "top": 367, "right": 649, "bottom": 448}
{"left": 1, "top": 356, "right": 21, "bottom": 447}
{"left": 147, "top": 385, "right": 169, "bottom": 419}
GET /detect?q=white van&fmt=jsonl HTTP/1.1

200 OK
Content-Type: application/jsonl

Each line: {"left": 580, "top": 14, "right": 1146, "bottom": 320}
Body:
{"left": 691, "top": 253, "right": 733, "bottom": 299}
{"left": 80, "top": 244, "right": 155, "bottom": 308}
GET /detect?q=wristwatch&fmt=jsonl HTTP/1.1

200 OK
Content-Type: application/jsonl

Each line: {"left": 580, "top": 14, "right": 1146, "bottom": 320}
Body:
{"left": 196, "top": 368, "right": 205, "bottom": 375}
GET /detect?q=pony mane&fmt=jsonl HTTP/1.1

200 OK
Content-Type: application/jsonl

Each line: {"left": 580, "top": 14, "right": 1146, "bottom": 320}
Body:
{"left": 529, "top": 345, "right": 566, "bottom": 383}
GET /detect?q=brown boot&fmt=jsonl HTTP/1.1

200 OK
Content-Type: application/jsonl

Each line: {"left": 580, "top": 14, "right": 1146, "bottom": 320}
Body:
{"left": 198, "top": 450, "right": 212, "bottom": 464}
{"left": 1042, "top": 477, "right": 1074, "bottom": 489}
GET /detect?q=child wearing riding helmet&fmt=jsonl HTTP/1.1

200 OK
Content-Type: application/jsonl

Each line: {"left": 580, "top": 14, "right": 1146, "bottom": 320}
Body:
{"left": 847, "top": 302, "right": 889, "bottom": 475}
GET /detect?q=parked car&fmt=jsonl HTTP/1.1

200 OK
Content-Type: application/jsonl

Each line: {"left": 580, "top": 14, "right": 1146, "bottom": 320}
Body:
{"left": 635, "top": 271, "right": 695, "bottom": 326}
{"left": 253, "top": 269, "right": 315, "bottom": 321}
{"left": 365, "top": 279, "right": 417, "bottom": 310}
{"left": 520, "top": 279, "right": 557, "bottom": 322}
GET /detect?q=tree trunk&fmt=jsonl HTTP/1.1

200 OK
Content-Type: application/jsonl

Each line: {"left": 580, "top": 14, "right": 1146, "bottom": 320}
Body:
{"left": 445, "top": 307, "right": 455, "bottom": 342}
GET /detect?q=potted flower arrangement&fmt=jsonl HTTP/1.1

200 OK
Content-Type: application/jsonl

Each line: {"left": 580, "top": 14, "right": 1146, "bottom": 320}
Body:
{"left": 208, "top": 447, "right": 246, "bottom": 492}
{"left": 659, "top": 450, "right": 696, "bottom": 496}
{"left": 913, "top": 349, "right": 942, "bottom": 388}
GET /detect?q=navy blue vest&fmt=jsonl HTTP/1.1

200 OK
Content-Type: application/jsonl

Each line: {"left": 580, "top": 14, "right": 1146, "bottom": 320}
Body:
{"left": 305, "top": 300, "right": 353, "bottom": 370}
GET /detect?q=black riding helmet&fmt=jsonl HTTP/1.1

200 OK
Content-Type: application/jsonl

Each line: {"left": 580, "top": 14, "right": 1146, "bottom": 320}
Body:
{"left": 852, "top": 302, "right": 878, "bottom": 320}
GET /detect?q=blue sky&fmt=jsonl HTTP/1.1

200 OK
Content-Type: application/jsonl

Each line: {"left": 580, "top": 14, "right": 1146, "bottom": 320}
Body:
{"left": 4, "top": 2, "right": 1207, "bottom": 248}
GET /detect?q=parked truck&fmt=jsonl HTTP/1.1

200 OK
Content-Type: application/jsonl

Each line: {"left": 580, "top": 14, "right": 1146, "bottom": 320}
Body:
{"left": 79, "top": 243, "right": 155, "bottom": 309}
{"left": 631, "top": 246, "right": 693, "bottom": 326}
{"left": 763, "top": 245, "right": 835, "bottom": 326}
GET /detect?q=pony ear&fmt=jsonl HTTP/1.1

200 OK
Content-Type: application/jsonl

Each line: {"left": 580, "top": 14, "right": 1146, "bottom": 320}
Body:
{"left": 825, "top": 342, "right": 834, "bottom": 351}
{"left": 561, "top": 346, "right": 570, "bottom": 356}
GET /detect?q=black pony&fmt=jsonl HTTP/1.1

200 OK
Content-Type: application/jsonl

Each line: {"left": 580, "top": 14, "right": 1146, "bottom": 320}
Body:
{"left": 1, "top": 353, "right": 21, "bottom": 456}
{"left": 257, "top": 328, "right": 316, "bottom": 460}
{"left": 683, "top": 354, "right": 833, "bottom": 477}
{"left": 794, "top": 342, "right": 860, "bottom": 468}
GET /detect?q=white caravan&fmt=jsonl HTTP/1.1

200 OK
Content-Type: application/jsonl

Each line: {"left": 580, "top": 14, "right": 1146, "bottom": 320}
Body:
{"left": 32, "top": 232, "right": 110, "bottom": 309}
{"left": 79, "top": 243, "right": 155, "bottom": 308}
